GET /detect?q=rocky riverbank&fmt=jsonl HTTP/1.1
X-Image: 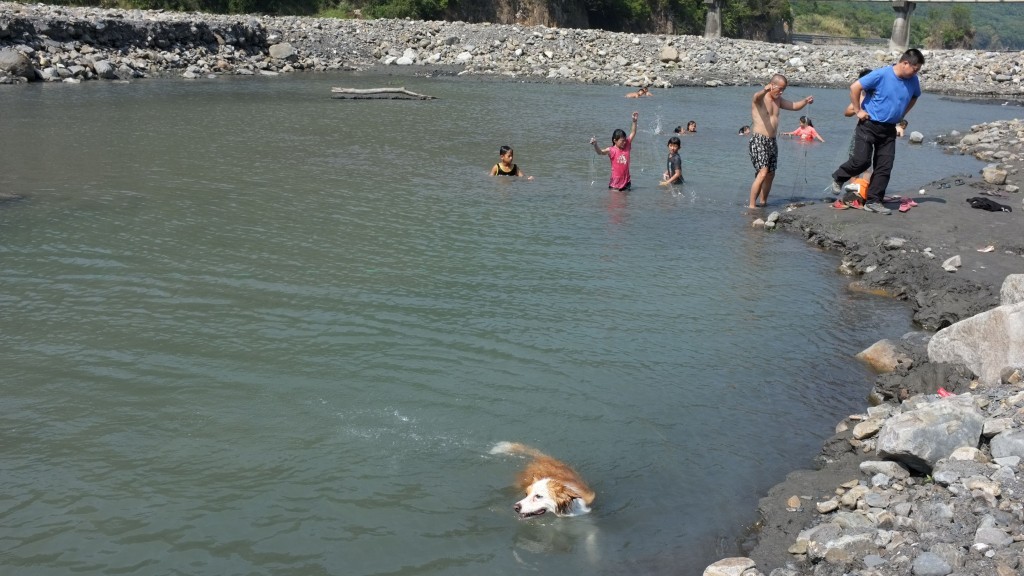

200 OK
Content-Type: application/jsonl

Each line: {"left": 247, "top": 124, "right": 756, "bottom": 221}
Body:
{"left": 705, "top": 120, "right": 1024, "bottom": 576}
{"left": 1, "top": 1, "right": 1023, "bottom": 97}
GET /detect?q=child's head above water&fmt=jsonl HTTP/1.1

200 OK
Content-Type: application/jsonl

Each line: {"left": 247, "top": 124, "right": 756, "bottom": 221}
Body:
{"left": 498, "top": 145, "right": 513, "bottom": 161}
{"left": 612, "top": 128, "right": 628, "bottom": 147}
{"left": 667, "top": 136, "right": 681, "bottom": 150}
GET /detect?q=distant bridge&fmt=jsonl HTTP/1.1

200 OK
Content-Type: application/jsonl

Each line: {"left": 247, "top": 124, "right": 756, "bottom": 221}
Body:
{"left": 790, "top": 33, "right": 888, "bottom": 46}
{"left": 703, "top": 0, "right": 1024, "bottom": 50}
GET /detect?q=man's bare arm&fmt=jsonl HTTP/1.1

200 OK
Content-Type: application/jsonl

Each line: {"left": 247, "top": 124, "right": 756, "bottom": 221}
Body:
{"left": 849, "top": 81, "right": 868, "bottom": 120}
{"left": 780, "top": 95, "right": 813, "bottom": 111}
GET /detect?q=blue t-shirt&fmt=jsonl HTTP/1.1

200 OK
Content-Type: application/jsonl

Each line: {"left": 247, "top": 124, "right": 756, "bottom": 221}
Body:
{"left": 860, "top": 66, "right": 921, "bottom": 125}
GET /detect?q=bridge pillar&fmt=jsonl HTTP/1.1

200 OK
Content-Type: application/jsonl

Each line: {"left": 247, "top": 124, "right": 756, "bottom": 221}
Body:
{"left": 704, "top": 0, "right": 722, "bottom": 39}
{"left": 889, "top": 0, "right": 915, "bottom": 51}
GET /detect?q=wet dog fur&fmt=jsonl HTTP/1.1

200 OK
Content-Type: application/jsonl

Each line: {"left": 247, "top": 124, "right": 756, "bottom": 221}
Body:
{"left": 490, "top": 441, "right": 595, "bottom": 519}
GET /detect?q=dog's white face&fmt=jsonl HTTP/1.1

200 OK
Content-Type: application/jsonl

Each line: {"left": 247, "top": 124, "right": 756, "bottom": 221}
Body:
{"left": 514, "top": 479, "right": 589, "bottom": 519}
{"left": 515, "top": 478, "right": 558, "bottom": 518}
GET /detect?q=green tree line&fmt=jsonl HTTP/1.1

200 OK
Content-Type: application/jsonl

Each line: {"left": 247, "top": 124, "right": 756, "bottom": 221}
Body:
{"left": 790, "top": 0, "right": 1023, "bottom": 50}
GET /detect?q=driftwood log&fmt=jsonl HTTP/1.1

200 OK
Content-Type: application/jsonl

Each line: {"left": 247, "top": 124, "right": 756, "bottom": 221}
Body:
{"left": 331, "top": 87, "right": 437, "bottom": 100}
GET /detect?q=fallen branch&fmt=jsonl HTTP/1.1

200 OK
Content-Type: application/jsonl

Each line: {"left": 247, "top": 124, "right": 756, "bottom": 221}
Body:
{"left": 331, "top": 87, "right": 437, "bottom": 100}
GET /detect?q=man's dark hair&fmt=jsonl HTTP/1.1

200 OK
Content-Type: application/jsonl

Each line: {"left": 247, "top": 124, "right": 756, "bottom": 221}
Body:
{"left": 900, "top": 48, "right": 925, "bottom": 66}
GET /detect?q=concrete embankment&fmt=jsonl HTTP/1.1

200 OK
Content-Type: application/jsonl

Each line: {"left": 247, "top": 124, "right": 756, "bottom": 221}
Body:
{"left": 1, "top": 1, "right": 1023, "bottom": 97}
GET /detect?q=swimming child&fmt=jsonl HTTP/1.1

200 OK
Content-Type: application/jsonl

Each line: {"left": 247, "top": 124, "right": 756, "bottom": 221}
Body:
{"left": 784, "top": 116, "right": 825, "bottom": 142}
{"left": 738, "top": 125, "right": 751, "bottom": 136}
{"left": 489, "top": 145, "right": 533, "bottom": 179}
{"left": 626, "top": 86, "right": 651, "bottom": 98}
{"left": 591, "top": 111, "right": 639, "bottom": 191}
{"left": 675, "top": 121, "right": 697, "bottom": 135}
{"left": 660, "top": 136, "right": 683, "bottom": 186}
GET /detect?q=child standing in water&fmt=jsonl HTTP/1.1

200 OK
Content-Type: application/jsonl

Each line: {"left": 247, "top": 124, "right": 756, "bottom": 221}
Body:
{"left": 784, "top": 116, "right": 825, "bottom": 142}
{"left": 489, "top": 145, "right": 532, "bottom": 179}
{"left": 590, "top": 111, "right": 639, "bottom": 191}
{"left": 660, "top": 136, "right": 683, "bottom": 186}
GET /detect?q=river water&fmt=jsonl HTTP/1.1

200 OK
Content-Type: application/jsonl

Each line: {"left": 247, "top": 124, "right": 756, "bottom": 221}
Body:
{"left": 1, "top": 73, "right": 1019, "bottom": 575}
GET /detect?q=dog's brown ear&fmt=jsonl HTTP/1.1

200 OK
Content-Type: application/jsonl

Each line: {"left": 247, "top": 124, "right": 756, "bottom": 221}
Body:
{"left": 549, "top": 481, "right": 579, "bottom": 514}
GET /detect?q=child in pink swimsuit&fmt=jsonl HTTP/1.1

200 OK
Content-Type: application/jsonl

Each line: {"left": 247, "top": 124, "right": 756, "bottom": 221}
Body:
{"left": 784, "top": 116, "right": 825, "bottom": 142}
{"left": 591, "top": 111, "right": 639, "bottom": 191}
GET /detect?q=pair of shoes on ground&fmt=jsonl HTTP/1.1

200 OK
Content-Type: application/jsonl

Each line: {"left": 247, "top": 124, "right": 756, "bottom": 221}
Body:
{"left": 898, "top": 198, "right": 918, "bottom": 213}
{"left": 863, "top": 202, "right": 892, "bottom": 215}
{"left": 830, "top": 198, "right": 865, "bottom": 210}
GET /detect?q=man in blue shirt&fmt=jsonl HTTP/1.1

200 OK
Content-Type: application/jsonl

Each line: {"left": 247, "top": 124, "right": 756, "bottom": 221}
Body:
{"left": 829, "top": 49, "right": 924, "bottom": 215}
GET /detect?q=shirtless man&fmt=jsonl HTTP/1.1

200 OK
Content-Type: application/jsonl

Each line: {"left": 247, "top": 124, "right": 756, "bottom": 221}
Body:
{"left": 747, "top": 74, "right": 814, "bottom": 209}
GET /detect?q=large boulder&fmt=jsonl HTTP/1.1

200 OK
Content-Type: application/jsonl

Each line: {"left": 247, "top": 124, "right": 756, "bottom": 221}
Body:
{"left": 0, "top": 47, "right": 34, "bottom": 80}
{"left": 855, "top": 338, "right": 912, "bottom": 373}
{"left": 876, "top": 394, "right": 985, "bottom": 473}
{"left": 927, "top": 300, "right": 1024, "bottom": 386}
{"left": 659, "top": 44, "right": 680, "bottom": 63}
{"left": 268, "top": 42, "right": 297, "bottom": 62}
{"left": 990, "top": 429, "right": 1024, "bottom": 460}
{"left": 999, "top": 274, "right": 1024, "bottom": 305}
{"left": 92, "top": 59, "right": 118, "bottom": 79}
{"left": 702, "top": 557, "right": 756, "bottom": 576}
{"left": 982, "top": 165, "right": 1008, "bottom": 185}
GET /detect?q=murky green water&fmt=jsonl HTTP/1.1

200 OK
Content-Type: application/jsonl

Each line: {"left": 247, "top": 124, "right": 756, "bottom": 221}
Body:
{"left": 1, "top": 73, "right": 1017, "bottom": 575}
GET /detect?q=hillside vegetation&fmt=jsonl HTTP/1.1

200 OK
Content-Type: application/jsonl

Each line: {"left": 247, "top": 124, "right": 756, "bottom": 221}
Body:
{"left": 791, "top": 0, "right": 1024, "bottom": 50}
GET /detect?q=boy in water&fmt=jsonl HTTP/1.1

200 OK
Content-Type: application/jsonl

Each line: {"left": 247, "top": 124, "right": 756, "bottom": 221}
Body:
{"left": 591, "top": 111, "right": 639, "bottom": 191}
{"left": 747, "top": 74, "right": 815, "bottom": 209}
{"left": 489, "top": 145, "right": 533, "bottom": 179}
{"left": 660, "top": 136, "right": 683, "bottom": 186}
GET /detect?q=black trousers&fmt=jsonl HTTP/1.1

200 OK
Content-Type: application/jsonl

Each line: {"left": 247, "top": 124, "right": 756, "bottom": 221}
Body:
{"left": 833, "top": 120, "right": 897, "bottom": 203}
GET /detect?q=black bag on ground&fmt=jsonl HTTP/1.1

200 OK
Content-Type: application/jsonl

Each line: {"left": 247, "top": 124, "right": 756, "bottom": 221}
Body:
{"left": 966, "top": 197, "right": 1012, "bottom": 212}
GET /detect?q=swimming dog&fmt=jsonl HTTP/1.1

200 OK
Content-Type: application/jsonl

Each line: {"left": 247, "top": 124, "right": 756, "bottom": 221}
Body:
{"left": 490, "top": 441, "right": 595, "bottom": 518}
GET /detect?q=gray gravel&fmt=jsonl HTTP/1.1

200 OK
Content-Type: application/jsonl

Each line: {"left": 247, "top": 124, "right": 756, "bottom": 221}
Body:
{"left": 1, "top": 2, "right": 1022, "bottom": 97}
